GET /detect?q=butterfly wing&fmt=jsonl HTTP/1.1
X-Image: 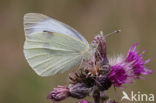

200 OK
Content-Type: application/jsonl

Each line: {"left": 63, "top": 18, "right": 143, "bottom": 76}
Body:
{"left": 24, "top": 13, "right": 89, "bottom": 45}
{"left": 24, "top": 32, "right": 88, "bottom": 76}
{"left": 23, "top": 13, "right": 90, "bottom": 76}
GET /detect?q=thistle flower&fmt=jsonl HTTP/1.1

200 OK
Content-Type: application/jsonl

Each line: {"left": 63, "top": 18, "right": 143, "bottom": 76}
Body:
{"left": 108, "top": 64, "right": 128, "bottom": 87}
{"left": 47, "top": 34, "right": 152, "bottom": 103}
{"left": 108, "top": 43, "right": 152, "bottom": 87}
{"left": 125, "top": 43, "right": 152, "bottom": 77}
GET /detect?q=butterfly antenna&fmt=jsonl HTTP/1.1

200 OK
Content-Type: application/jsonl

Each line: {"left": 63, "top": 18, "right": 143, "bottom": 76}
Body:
{"left": 104, "top": 30, "right": 121, "bottom": 38}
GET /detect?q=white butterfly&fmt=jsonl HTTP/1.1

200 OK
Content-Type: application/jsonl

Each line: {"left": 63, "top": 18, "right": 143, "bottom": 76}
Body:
{"left": 23, "top": 13, "right": 94, "bottom": 76}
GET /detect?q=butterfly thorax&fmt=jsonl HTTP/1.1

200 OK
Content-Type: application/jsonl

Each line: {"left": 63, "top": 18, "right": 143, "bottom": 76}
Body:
{"left": 81, "top": 44, "right": 97, "bottom": 63}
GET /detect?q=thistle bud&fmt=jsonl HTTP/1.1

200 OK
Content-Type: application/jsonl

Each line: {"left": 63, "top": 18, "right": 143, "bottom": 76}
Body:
{"left": 47, "top": 85, "right": 69, "bottom": 101}
{"left": 69, "top": 83, "right": 89, "bottom": 99}
{"left": 92, "top": 34, "right": 108, "bottom": 64}
{"left": 96, "top": 76, "right": 112, "bottom": 91}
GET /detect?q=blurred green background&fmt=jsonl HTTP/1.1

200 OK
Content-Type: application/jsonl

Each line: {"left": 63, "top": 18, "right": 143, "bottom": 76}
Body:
{"left": 0, "top": 0, "right": 155, "bottom": 103}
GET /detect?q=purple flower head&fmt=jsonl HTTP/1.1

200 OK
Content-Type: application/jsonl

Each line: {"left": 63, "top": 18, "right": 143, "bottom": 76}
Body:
{"left": 108, "top": 43, "right": 152, "bottom": 87}
{"left": 125, "top": 43, "right": 152, "bottom": 77}
{"left": 108, "top": 64, "right": 128, "bottom": 87}
{"left": 47, "top": 85, "right": 69, "bottom": 101}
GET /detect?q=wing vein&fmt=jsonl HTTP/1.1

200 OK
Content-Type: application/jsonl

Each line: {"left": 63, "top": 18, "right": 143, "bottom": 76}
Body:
{"left": 41, "top": 55, "right": 81, "bottom": 75}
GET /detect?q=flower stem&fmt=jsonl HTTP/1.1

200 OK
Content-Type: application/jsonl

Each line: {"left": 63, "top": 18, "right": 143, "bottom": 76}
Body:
{"left": 100, "top": 92, "right": 109, "bottom": 103}
{"left": 93, "top": 90, "right": 109, "bottom": 103}
{"left": 93, "top": 90, "right": 100, "bottom": 103}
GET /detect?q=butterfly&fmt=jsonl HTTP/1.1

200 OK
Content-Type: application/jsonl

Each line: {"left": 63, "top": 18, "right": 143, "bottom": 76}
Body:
{"left": 23, "top": 13, "right": 96, "bottom": 76}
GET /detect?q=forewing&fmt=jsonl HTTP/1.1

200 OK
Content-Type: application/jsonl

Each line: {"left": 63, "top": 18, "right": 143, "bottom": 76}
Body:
{"left": 24, "top": 32, "right": 88, "bottom": 76}
{"left": 24, "top": 13, "right": 89, "bottom": 45}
